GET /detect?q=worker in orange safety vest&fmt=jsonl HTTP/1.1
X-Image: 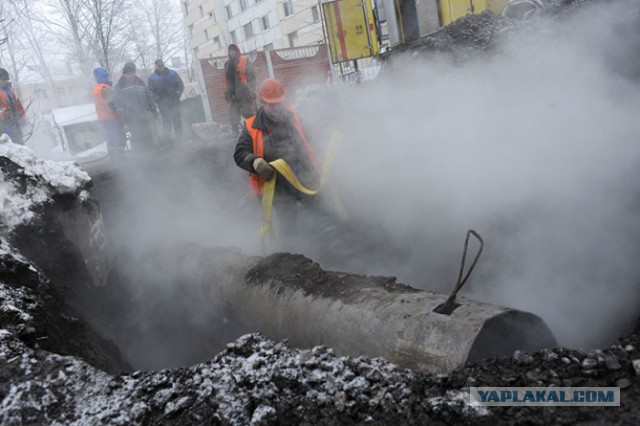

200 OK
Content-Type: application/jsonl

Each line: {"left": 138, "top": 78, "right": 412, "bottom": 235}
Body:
{"left": 0, "top": 68, "right": 25, "bottom": 145}
{"left": 92, "top": 67, "right": 126, "bottom": 161}
{"left": 224, "top": 44, "right": 256, "bottom": 135}
{"left": 234, "top": 78, "right": 338, "bottom": 247}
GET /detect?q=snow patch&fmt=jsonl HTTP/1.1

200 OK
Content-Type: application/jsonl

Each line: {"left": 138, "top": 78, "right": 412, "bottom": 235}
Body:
{"left": 0, "top": 139, "right": 91, "bottom": 233}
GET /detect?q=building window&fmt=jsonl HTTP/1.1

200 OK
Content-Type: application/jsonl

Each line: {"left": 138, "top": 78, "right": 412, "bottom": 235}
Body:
{"left": 214, "top": 36, "right": 221, "bottom": 50}
{"left": 261, "top": 15, "right": 270, "bottom": 31}
{"left": 283, "top": 0, "right": 294, "bottom": 17}
{"left": 183, "top": 2, "right": 188, "bottom": 14}
{"left": 226, "top": 5, "right": 233, "bottom": 19}
{"left": 189, "top": 23, "right": 194, "bottom": 36}
{"left": 311, "top": 5, "right": 320, "bottom": 22}
{"left": 288, "top": 30, "right": 297, "bottom": 47}
{"left": 240, "top": 0, "right": 248, "bottom": 12}
{"left": 205, "top": 29, "right": 210, "bottom": 40}
{"left": 209, "top": 11, "right": 215, "bottom": 22}
{"left": 199, "top": 5, "right": 203, "bottom": 16}
{"left": 230, "top": 29, "right": 237, "bottom": 43}
{"left": 244, "top": 22, "right": 254, "bottom": 38}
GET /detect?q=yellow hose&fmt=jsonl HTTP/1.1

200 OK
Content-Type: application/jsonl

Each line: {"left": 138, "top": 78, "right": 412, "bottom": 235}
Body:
{"left": 259, "top": 129, "right": 346, "bottom": 254}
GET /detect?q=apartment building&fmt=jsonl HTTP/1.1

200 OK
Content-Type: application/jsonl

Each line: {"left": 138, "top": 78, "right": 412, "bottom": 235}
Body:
{"left": 181, "top": 0, "right": 324, "bottom": 59}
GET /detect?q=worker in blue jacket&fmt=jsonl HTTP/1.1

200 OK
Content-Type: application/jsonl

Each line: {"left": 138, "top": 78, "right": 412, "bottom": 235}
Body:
{"left": 148, "top": 59, "right": 185, "bottom": 144}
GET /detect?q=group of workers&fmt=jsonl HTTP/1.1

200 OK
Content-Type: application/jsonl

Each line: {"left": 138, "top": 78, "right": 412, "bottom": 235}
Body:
{"left": 93, "top": 59, "right": 185, "bottom": 160}
{"left": 0, "top": 42, "right": 337, "bottom": 248}
{"left": 0, "top": 60, "right": 184, "bottom": 154}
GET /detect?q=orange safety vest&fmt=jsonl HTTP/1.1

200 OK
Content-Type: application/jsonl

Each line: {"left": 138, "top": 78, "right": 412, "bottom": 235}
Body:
{"left": 92, "top": 83, "right": 116, "bottom": 120}
{"left": 224, "top": 56, "right": 249, "bottom": 92}
{"left": 237, "top": 56, "right": 248, "bottom": 85}
{"left": 0, "top": 87, "right": 24, "bottom": 119}
{"left": 246, "top": 107, "right": 320, "bottom": 196}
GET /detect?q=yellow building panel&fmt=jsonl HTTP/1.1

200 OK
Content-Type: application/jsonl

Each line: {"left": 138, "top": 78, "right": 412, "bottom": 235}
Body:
{"left": 323, "top": 0, "right": 379, "bottom": 63}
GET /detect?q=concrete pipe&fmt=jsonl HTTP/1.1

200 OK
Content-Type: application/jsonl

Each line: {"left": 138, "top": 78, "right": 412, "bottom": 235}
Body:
{"left": 183, "top": 248, "right": 557, "bottom": 374}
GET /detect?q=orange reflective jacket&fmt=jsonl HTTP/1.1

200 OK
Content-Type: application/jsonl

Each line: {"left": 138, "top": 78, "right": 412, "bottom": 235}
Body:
{"left": 92, "top": 83, "right": 116, "bottom": 120}
{"left": 0, "top": 87, "right": 24, "bottom": 120}
{"left": 237, "top": 56, "right": 248, "bottom": 85}
{"left": 246, "top": 107, "right": 320, "bottom": 195}
{"left": 224, "top": 56, "right": 249, "bottom": 92}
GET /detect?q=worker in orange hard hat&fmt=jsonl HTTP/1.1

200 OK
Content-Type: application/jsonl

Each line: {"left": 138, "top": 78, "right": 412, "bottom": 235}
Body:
{"left": 234, "top": 78, "right": 335, "bottom": 247}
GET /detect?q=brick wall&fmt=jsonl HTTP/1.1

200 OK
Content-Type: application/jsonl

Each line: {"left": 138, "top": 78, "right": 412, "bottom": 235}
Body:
{"left": 201, "top": 44, "right": 331, "bottom": 126}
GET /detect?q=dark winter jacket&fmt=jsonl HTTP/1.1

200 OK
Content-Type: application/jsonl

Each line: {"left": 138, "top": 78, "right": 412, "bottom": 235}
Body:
{"left": 234, "top": 107, "right": 318, "bottom": 188}
{"left": 114, "top": 75, "right": 157, "bottom": 122}
{"left": 148, "top": 68, "right": 184, "bottom": 108}
{"left": 224, "top": 44, "right": 256, "bottom": 103}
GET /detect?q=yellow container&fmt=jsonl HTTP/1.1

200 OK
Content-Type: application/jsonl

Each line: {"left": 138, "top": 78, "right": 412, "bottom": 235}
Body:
{"left": 323, "top": 0, "right": 380, "bottom": 63}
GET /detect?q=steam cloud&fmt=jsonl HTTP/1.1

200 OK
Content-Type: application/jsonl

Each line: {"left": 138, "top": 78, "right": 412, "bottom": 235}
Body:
{"left": 82, "top": 0, "right": 640, "bottom": 365}
{"left": 313, "top": 0, "right": 640, "bottom": 348}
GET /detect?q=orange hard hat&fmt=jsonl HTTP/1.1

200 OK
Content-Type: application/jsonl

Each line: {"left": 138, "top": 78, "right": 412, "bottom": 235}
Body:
{"left": 259, "top": 78, "right": 285, "bottom": 103}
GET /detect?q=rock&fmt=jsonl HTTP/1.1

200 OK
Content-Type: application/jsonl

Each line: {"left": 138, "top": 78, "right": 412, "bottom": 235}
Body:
{"left": 164, "top": 396, "right": 191, "bottom": 415}
{"left": 542, "top": 349, "right": 559, "bottom": 362}
{"left": 633, "top": 359, "right": 640, "bottom": 376}
{"left": 624, "top": 345, "right": 635, "bottom": 352}
{"left": 334, "top": 391, "right": 347, "bottom": 412}
{"left": 582, "top": 358, "right": 597, "bottom": 369}
{"left": 605, "top": 355, "right": 622, "bottom": 371}
{"left": 251, "top": 404, "right": 277, "bottom": 425}
{"left": 616, "top": 378, "right": 631, "bottom": 389}
{"left": 513, "top": 350, "right": 534, "bottom": 365}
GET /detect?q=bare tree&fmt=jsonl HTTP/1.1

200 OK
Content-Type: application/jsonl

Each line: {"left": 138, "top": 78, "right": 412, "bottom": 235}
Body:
{"left": 124, "top": 5, "right": 153, "bottom": 79}
{"left": 85, "top": 0, "right": 128, "bottom": 71}
{"left": 49, "top": 0, "right": 95, "bottom": 83}
{"left": 4, "top": 0, "right": 59, "bottom": 107}
{"left": 128, "top": 0, "right": 186, "bottom": 73}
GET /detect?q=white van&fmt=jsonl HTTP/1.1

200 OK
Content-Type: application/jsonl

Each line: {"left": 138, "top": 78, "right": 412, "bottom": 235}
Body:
{"left": 50, "top": 103, "right": 109, "bottom": 161}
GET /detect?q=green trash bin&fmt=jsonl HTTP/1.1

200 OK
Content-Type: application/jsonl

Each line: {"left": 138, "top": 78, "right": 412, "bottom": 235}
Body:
{"left": 180, "top": 95, "right": 206, "bottom": 142}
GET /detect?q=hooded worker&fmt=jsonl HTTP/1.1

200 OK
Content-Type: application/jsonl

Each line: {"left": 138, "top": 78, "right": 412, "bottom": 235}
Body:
{"left": 92, "top": 67, "right": 126, "bottom": 160}
{"left": 234, "top": 78, "right": 335, "bottom": 247}
{"left": 224, "top": 44, "right": 256, "bottom": 135}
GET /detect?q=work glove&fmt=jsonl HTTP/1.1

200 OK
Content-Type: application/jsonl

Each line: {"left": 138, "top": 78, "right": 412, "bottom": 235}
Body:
{"left": 253, "top": 157, "right": 275, "bottom": 181}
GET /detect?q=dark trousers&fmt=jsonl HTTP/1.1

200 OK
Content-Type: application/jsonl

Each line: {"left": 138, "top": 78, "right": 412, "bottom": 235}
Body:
{"left": 128, "top": 120, "right": 155, "bottom": 152}
{"left": 159, "top": 103, "right": 182, "bottom": 142}
{"left": 272, "top": 179, "right": 335, "bottom": 246}
{"left": 100, "top": 119, "right": 126, "bottom": 151}
{"left": 229, "top": 98, "right": 256, "bottom": 134}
